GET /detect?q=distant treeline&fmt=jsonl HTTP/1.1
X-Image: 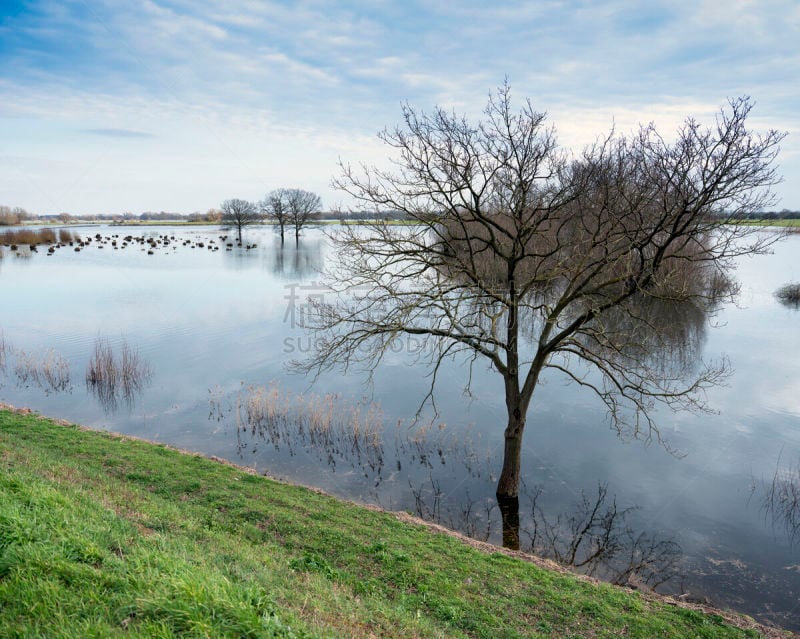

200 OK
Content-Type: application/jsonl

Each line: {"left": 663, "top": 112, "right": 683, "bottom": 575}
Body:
{"left": 1, "top": 206, "right": 416, "bottom": 225}
{"left": 746, "top": 209, "right": 800, "bottom": 220}
{"left": 332, "top": 209, "right": 411, "bottom": 221}
{"left": 4, "top": 204, "right": 797, "bottom": 226}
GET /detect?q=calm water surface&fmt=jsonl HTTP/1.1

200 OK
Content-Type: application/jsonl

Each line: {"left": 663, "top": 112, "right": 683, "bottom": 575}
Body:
{"left": 1, "top": 225, "right": 799, "bottom": 628}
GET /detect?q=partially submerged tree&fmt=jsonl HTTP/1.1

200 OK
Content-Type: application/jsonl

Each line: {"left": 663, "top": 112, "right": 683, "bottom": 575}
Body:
{"left": 298, "top": 84, "right": 785, "bottom": 500}
{"left": 286, "top": 188, "right": 321, "bottom": 244}
{"left": 262, "top": 188, "right": 322, "bottom": 244}
{"left": 220, "top": 198, "right": 260, "bottom": 243}
{"left": 262, "top": 188, "right": 291, "bottom": 244}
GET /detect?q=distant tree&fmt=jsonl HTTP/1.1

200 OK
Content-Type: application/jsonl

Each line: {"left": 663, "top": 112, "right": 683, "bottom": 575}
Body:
{"left": 220, "top": 198, "right": 260, "bottom": 243}
{"left": 261, "top": 189, "right": 321, "bottom": 244}
{"left": 0, "top": 206, "right": 13, "bottom": 226}
{"left": 286, "top": 188, "right": 321, "bottom": 244}
{"left": 297, "top": 86, "right": 785, "bottom": 502}
{"left": 189, "top": 208, "right": 222, "bottom": 223}
{"left": 261, "top": 189, "right": 291, "bottom": 244}
{"left": 0, "top": 205, "right": 30, "bottom": 226}
{"left": 12, "top": 207, "right": 31, "bottom": 222}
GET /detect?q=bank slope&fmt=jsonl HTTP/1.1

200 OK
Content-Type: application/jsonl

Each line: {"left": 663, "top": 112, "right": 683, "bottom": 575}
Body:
{"left": 0, "top": 409, "right": 786, "bottom": 638}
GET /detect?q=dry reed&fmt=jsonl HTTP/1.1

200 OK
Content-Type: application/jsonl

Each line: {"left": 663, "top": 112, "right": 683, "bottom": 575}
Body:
{"left": 58, "top": 228, "right": 80, "bottom": 243}
{"left": 11, "top": 346, "right": 71, "bottom": 393}
{"left": 0, "top": 228, "right": 57, "bottom": 246}
{"left": 209, "top": 383, "right": 489, "bottom": 481}
{"left": 0, "top": 331, "right": 7, "bottom": 372}
{"left": 764, "top": 457, "right": 800, "bottom": 545}
{"left": 86, "top": 337, "right": 152, "bottom": 410}
{"left": 232, "top": 383, "right": 385, "bottom": 471}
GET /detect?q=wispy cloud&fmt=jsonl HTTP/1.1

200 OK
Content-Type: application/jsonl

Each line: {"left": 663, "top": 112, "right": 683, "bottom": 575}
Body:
{"left": 84, "top": 128, "right": 155, "bottom": 139}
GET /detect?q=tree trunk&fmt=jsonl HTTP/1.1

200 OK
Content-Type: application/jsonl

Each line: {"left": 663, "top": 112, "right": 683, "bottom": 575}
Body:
{"left": 237, "top": 226, "right": 242, "bottom": 244}
{"left": 497, "top": 495, "right": 520, "bottom": 550}
{"left": 496, "top": 411, "right": 525, "bottom": 498}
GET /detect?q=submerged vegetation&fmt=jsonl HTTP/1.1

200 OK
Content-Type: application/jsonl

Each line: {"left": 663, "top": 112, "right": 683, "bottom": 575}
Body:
{"left": 775, "top": 283, "right": 800, "bottom": 308}
{"left": 12, "top": 348, "right": 71, "bottom": 393}
{"left": 760, "top": 454, "right": 800, "bottom": 547}
{"left": 85, "top": 337, "right": 152, "bottom": 412}
{"left": 0, "top": 333, "right": 71, "bottom": 394}
{"left": 236, "top": 383, "right": 383, "bottom": 469}
{"left": 0, "top": 407, "right": 784, "bottom": 638}
{"left": 211, "top": 384, "right": 484, "bottom": 481}
{"left": 0, "top": 333, "right": 149, "bottom": 411}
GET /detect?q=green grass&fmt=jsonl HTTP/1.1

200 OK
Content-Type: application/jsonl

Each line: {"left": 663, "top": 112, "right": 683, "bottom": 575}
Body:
{"left": 733, "top": 219, "right": 800, "bottom": 228}
{"left": 0, "top": 409, "right": 785, "bottom": 638}
{"left": 109, "top": 220, "right": 220, "bottom": 226}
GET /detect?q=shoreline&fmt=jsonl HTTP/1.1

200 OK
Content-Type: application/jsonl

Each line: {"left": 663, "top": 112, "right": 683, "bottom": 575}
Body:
{"left": 0, "top": 402, "right": 793, "bottom": 638}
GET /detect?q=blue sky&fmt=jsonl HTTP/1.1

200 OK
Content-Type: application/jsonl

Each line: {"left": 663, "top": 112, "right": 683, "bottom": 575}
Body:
{"left": 1, "top": 0, "right": 798, "bottom": 215}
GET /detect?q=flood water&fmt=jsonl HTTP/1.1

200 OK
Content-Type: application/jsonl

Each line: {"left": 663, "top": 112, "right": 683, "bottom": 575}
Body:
{"left": 1, "top": 224, "right": 799, "bottom": 629}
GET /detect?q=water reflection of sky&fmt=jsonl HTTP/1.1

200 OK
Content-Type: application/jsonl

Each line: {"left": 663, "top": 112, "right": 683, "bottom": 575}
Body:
{"left": 1, "top": 225, "right": 799, "bottom": 629}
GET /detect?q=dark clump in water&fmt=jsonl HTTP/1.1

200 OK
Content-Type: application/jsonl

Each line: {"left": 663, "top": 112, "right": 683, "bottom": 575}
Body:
{"left": 775, "top": 283, "right": 800, "bottom": 309}
{"left": 85, "top": 337, "right": 152, "bottom": 413}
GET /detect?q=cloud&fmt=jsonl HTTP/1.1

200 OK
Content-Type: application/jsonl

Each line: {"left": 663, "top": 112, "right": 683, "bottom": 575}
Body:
{"left": 1, "top": 0, "right": 798, "bottom": 213}
{"left": 84, "top": 128, "right": 155, "bottom": 139}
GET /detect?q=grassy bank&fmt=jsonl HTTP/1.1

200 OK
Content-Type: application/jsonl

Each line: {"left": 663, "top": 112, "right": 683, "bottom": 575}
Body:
{"left": 0, "top": 408, "right": 788, "bottom": 638}
{"left": 733, "top": 219, "right": 800, "bottom": 228}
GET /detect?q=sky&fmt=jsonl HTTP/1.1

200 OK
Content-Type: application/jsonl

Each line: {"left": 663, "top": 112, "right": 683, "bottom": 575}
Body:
{"left": 1, "top": 0, "right": 798, "bottom": 216}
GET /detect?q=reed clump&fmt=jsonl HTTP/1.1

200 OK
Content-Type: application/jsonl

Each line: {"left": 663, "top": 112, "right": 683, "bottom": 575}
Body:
{"left": 58, "top": 228, "right": 80, "bottom": 243}
{"left": 86, "top": 337, "right": 152, "bottom": 410}
{"left": 763, "top": 457, "right": 800, "bottom": 546}
{"left": 11, "top": 347, "right": 71, "bottom": 393}
{"left": 0, "top": 228, "right": 57, "bottom": 246}
{"left": 207, "top": 384, "right": 490, "bottom": 481}
{"left": 234, "top": 383, "right": 384, "bottom": 471}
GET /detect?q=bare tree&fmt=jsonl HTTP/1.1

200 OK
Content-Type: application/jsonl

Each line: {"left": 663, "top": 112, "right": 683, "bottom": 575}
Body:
{"left": 220, "top": 198, "right": 260, "bottom": 243}
{"left": 0, "top": 205, "right": 30, "bottom": 226}
{"left": 286, "top": 188, "right": 321, "bottom": 244}
{"left": 261, "top": 188, "right": 291, "bottom": 244}
{"left": 297, "top": 84, "right": 786, "bottom": 500}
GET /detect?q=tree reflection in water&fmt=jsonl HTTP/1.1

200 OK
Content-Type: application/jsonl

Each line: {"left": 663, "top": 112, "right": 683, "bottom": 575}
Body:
{"left": 521, "top": 483, "right": 681, "bottom": 588}
{"left": 410, "top": 479, "right": 682, "bottom": 591}
{"left": 269, "top": 239, "right": 324, "bottom": 280}
{"left": 219, "top": 236, "right": 325, "bottom": 280}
